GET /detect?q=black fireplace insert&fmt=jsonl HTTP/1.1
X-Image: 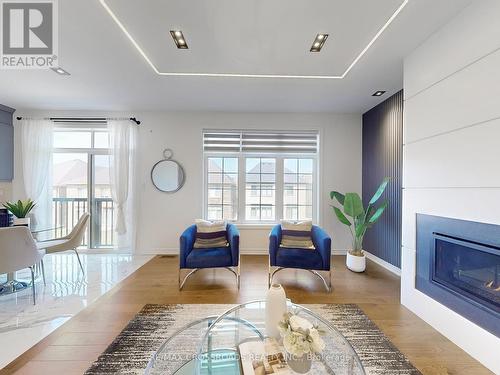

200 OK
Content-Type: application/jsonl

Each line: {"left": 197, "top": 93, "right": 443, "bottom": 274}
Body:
{"left": 416, "top": 214, "right": 500, "bottom": 337}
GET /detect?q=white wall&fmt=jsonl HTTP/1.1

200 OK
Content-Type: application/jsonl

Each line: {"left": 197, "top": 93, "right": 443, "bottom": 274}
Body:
{"left": 0, "top": 182, "right": 12, "bottom": 202}
{"left": 136, "top": 112, "right": 361, "bottom": 254}
{"left": 402, "top": 0, "right": 500, "bottom": 372}
{"left": 12, "top": 110, "right": 361, "bottom": 254}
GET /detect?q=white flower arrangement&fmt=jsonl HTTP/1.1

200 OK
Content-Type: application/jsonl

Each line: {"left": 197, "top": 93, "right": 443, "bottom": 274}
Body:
{"left": 278, "top": 312, "right": 325, "bottom": 357}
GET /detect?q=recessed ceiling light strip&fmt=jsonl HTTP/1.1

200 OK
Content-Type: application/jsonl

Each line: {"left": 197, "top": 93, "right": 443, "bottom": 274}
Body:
{"left": 99, "top": 0, "right": 161, "bottom": 75}
{"left": 341, "top": 0, "right": 409, "bottom": 78}
{"left": 100, "top": 0, "right": 409, "bottom": 79}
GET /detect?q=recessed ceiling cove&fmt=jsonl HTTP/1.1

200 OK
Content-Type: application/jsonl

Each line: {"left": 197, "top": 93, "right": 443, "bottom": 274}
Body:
{"left": 101, "top": 0, "right": 408, "bottom": 79}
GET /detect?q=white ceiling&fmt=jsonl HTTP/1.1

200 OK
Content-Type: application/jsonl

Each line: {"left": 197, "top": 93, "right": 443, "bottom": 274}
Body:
{"left": 0, "top": 0, "right": 472, "bottom": 113}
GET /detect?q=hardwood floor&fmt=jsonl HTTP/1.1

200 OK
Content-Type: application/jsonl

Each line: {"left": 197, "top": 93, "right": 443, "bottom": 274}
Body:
{"left": 1, "top": 255, "right": 491, "bottom": 375}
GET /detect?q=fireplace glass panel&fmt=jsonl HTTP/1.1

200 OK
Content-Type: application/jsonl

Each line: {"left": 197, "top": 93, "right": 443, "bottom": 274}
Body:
{"left": 433, "top": 237, "right": 500, "bottom": 313}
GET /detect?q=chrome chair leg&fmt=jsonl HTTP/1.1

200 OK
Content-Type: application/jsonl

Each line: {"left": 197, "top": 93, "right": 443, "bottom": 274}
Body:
{"left": 269, "top": 267, "right": 332, "bottom": 292}
{"left": 225, "top": 267, "right": 240, "bottom": 289}
{"left": 269, "top": 266, "right": 285, "bottom": 287}
{"left": 236, "top": 264, "right": 241, "bottom": 289}
{"left": 308, "top": 270, "right": 332, "bottom": 292}
{"left": 179, "top": 268, "right": 199, "bottom": 290}
{"left": 74, "top": 249, "right": 85, "bottom": 275}
{"left": 268, "top": 264, "right": 271, "bottom": 288}
{"left": 29, "top": 266, "right": 36, "bottom": 305}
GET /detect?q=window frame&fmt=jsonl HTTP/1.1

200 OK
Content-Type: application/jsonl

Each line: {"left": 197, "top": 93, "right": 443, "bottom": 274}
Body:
{"left": 203, "top": 151, "right": 318, "bottom": 225}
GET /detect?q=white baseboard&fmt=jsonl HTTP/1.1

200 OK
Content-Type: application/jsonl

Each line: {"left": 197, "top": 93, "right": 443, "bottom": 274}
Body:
{"left": 332, "top": 249, "right": 347, "bottom": 256}
{"left": 363, "top": 250, "right": 401, "bottom": 276}
{"left": 137, "top": 248, "right": 350, "bottom": 256}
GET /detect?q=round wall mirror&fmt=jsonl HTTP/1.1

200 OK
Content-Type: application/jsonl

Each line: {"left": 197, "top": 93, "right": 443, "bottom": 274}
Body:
{"left": 151, "top": 149, "right": 185, "bottom": 193}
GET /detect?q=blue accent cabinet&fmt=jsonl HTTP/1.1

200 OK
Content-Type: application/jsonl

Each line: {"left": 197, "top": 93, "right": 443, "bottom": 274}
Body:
{"left": 0, "top": 104, "right": 15, "bottom": 181}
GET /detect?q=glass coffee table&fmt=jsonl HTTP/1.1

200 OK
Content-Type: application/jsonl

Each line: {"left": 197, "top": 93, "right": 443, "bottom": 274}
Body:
{"left": 146, "top": 301, "right": 365, "bottom": 375}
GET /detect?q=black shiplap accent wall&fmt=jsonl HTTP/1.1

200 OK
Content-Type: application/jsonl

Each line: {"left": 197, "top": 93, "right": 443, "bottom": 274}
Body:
{"left": 362, "top": 90, "right": 403, "bottom": 268}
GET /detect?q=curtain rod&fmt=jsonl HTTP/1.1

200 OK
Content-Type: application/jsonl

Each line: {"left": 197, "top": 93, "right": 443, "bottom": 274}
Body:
{"left": 15, "top": 116, "right": 141, "bottom": 125}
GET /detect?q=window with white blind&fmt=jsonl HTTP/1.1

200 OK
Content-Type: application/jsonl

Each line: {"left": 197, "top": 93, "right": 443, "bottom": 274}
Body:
{"left": 203, "top": 130, "right": 319, "bottom": 224}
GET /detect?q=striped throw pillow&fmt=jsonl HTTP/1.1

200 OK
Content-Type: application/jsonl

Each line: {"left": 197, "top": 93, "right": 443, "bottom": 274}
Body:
{"left": 193, "top": 219, "right": 229, "bottom": 248}
{"left": 280, "top": 220, "right": 315, "bottom": 249}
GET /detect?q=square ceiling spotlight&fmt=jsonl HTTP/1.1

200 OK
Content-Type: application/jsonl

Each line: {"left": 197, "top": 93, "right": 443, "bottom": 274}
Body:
{"left": 310, "top": 34, "right": 328, "bottom": 52}
{"left": 170, "top": 30, "right": 188, "bottom": 49}
{"left": 372, "top": 90, "right": 386, "bottom": 96}
{"left": 50, "top": 67, "right": 70, "bottom": 75}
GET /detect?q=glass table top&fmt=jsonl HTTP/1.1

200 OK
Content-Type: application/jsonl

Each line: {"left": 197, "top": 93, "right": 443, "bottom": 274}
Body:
{"left": 146, "top": 301, "right": 365, "bottom": 375}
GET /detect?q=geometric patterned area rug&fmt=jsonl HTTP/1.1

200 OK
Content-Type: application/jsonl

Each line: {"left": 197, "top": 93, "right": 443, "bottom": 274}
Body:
{"left": 85, "top": 304, "right": 422, "bottom": 375}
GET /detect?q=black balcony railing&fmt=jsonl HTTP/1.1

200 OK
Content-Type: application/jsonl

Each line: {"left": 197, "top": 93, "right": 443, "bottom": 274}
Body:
{"left": 52, "top": 197, "right": 115, "bottom": 248}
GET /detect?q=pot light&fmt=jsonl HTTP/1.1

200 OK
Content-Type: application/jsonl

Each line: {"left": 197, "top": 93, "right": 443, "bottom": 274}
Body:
{"left": 170, "top": 30, "right": 188, "bottom": 49}
{"left": 372, "top": 90, "right": 386, "bottom": 97}
{"left": 310, "top": 33, "right": 328, "bottom": 52}
{"left": 50, "top": 67, "right": 70, "bottom": 75}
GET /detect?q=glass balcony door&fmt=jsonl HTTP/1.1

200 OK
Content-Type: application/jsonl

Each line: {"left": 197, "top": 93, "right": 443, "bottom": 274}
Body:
{"left": 91, "top": 155, "right": 115, "bottom": 248}
{"left": 52, "top": 153, "right": 89, "bottom": 246}
{"left": 52, "top": 127, "right": 115, "bottom": 249}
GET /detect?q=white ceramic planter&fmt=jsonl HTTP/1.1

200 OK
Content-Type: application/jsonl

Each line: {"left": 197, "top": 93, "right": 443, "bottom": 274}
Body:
{"left": 285, "top": 352, "right": 312, "bottom": 373}
{"left": 13, "top": 217, "right": 30, "bottom": 228}
{"left": 346, "top": 251, "right": 366, "bottom": 272}
{"left": 265, "top": 284, "right": 287, "bottom": 340}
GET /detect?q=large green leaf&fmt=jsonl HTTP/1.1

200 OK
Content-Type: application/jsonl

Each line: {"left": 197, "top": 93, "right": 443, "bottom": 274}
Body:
{"left": 329, "top": 191, "right": 345, "bottom": 205}
{"left": 368, "top": 201, "right": 388, "bottom": 224}
{"left": 355, "top": 223, "right": 367, "bottom": 238}
{"left": 364, "top": 205, "right": 375, "bottom": 222}
{"left": 344, "top": 193, "right": 364, "bottom": 218}
{"left": 369, "top": 177, "right": 390, "bottom": 205}
{"left": 333, "top": 206, "right": 351, "bottom": 226}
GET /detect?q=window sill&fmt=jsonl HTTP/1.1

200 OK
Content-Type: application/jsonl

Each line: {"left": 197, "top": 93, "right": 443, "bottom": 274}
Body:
{"left": 234, "top": 223, "right": 276, "bottom": 230}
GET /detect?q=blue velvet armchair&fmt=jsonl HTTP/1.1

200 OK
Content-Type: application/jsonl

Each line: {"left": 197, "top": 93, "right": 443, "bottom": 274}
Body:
{"left": 179, "top": 223, "right": 240, "bottom": 290}
{"left": 269, "top": 224, "right": 332, "bottom": 292}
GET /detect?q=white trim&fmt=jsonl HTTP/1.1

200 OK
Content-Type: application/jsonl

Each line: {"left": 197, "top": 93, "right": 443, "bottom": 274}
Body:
{"left": 99, "top": 0, "right": 409, "bottom": 80}
{"left": 363, "top": 250, "right": 401, "bottom": 276}
{"left": 143, "top": 248, "right": 350, "bottom": 256}
{"left": 332, "top": 249, "right": 347, "bottom": 256}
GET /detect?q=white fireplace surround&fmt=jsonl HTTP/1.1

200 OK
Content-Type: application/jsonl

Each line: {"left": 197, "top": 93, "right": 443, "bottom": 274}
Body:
{"left": 402, "top": 0, "right": 500, "bottom": 372}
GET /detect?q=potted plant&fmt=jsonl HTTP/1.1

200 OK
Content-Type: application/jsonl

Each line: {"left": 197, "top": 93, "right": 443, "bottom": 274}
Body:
{"left": 330, "top": 178, "right": 389, "bottom": 272}
{"left": 2, "top": 199, "right": 36, "bottom": 228}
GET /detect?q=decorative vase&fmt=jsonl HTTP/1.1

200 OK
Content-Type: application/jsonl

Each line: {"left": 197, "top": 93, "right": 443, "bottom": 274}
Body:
{"left": 285, "top": 352, "right": 312, "bottom": 374}
{"left": 13, "top": 217, "right": 30, "bottom": 228}
{"left": 346, "top": 251, "right": 366, "bottom": 272}
{"left": 265, "top": 283, "right": 287, "bottom": 340}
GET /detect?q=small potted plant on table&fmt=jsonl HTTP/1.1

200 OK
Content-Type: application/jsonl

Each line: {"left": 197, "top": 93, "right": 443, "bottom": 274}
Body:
{"left": 2, "top": 199, "right": 36, "bottom": 228}
{"left": 330, "top": 178, "right": 389, "bottom": 272}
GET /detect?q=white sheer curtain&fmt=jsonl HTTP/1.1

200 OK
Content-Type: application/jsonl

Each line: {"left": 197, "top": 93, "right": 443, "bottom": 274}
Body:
{"left": 108, "top": 120, "right": 137, "bottom": 250}
{"left": 20, "top": 119, "right": 54, "bottom": 230}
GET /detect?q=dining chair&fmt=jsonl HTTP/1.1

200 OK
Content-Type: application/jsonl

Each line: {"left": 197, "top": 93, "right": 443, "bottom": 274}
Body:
{"left": 0, "top": 226, "right": 46, "bottom": 304}
{"left": 36, "top": 213, "right": 90, "bottom": 275}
